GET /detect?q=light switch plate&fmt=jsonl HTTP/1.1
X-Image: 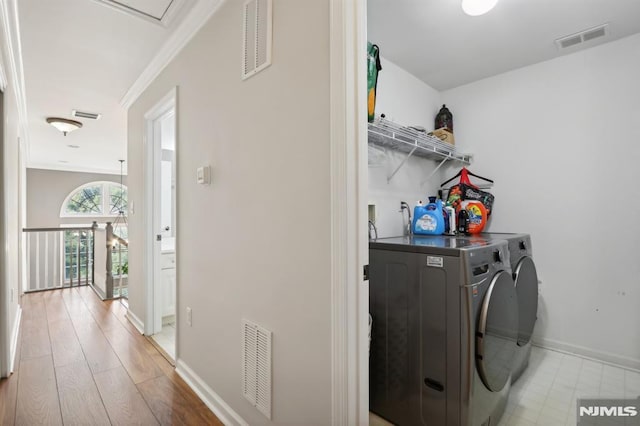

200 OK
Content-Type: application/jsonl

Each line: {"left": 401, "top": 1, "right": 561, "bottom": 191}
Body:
{"left": 196, "top": 166, "right": 211, "bottom": 185}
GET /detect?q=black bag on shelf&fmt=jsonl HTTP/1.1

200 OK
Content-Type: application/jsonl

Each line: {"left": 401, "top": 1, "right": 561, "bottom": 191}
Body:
{"left": 457, "top": 183, "right": 494, "bottom": 215}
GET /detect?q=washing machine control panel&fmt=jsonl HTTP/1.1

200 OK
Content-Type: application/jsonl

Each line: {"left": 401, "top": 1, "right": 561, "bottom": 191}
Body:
{"left": 513, "top": 236, "right": 533, "bottom": 256}
{"left": 465, "top": 243, "right": 510, "bottom": 277}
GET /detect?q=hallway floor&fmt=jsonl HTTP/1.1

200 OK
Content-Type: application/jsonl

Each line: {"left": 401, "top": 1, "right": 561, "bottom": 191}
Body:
{"left": 0, "top": 287, "right": 222, "bottom": 425}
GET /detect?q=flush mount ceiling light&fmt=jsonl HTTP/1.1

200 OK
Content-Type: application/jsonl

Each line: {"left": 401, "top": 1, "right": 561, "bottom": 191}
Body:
{"left": 46, "top": 117, "right": 82, "bottom": 136}
{"left": 462, "top": 0, "right": 499, "bottom": 16}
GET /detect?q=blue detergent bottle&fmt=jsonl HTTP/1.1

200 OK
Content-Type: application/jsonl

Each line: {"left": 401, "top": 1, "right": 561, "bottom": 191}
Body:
{"left": 412, "top": 198, "right": 445, "bottom": 235}
{"left": 412, "top": 201, "right": 426, "bottom": 234}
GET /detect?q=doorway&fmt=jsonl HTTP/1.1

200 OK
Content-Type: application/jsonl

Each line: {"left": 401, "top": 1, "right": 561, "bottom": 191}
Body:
{"left": 144, "top": 88, "right": 177, "bottom": 362}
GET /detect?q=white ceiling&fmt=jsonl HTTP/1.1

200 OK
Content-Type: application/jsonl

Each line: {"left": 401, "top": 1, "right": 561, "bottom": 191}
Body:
{"left": 18, "top": 0, "right": 194, "bottom": 174}
{"left": 22, "top": 0, "right": 640, "bottom": 174}
{"left": 368, "top": 0, "right": 640, "bottom": 90}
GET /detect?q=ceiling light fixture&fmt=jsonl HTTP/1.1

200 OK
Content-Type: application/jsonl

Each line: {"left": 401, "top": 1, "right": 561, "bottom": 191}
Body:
{"left": 46, "top": 117, "right": 82, "bottom": 136}
{"left": 462, "top": 0, "right": 499, "bottom": 16}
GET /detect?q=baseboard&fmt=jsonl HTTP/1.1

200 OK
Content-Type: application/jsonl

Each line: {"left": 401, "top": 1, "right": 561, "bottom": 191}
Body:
{"left": 532, "top": 335, "right": 640, "bottom": 371}
{"left": 162, "top": 314, "right": 176, "bottom": 326}
{"left": 176, "top": 359, "right": 249, "bottom": 426}
{"left": 125, "top": 309, "right": 145, "bottom": 335}
{"left": 9, "top": 306, "right": 22, "bottom": 373}
{"left": 87, "top": 282, "right": 106, "bottom": 300}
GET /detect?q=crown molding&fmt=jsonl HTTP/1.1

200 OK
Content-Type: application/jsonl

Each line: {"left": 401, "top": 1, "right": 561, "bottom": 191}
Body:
{"left": 0, "top": 0, "right": 30, "bottom": 163}
{"left": 27, "top": 162, "right": 126, "bottom": 176}
{"left": 120, "top": 0, "right": 226, "bottom": 109}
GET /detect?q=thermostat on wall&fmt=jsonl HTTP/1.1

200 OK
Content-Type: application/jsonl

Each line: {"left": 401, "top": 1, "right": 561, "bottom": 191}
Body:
{"left": 196, "top": 166, "right": 211, "bottom": 185}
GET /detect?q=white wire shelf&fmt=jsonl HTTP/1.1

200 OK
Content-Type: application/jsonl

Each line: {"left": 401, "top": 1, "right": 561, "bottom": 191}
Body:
{"left": 368, "top": 117, "right": 473, "bottom": 183}
{"left": 368, "top": 118, "right": 472, "bottom": 164}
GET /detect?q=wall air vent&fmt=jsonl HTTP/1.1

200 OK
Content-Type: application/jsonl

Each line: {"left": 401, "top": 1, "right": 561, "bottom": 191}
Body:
{"left": 72, "top": 110, "right": 102, "bottom": 120}
{"left": 242, "top": 319, "right": 272, "bottom": 419}
{"left": 242, "top": 0, "right": 272, "bottom": 80}
{"left": 555, "top": 24, "right": 610, "bottom": 50}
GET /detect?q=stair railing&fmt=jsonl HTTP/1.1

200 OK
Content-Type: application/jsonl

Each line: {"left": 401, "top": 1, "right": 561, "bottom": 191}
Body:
{"left": 22, "top": 222, "right": 97, "bottom": 292}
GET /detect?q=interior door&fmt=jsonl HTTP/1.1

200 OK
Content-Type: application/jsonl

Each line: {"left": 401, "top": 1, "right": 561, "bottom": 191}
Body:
{"left": 152, "top": 109, "right": 177, "bottom": 334}
{"left": 476, "top": 270, "right": 518, "bottom": 392}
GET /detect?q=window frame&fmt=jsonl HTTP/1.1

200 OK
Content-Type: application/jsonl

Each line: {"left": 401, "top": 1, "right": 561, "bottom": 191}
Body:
{"left": 60, "top": 181, "right": 128, "bottom": 218}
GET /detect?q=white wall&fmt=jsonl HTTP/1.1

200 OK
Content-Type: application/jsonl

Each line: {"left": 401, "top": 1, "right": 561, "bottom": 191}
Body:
{"left": 374, "top": 56, "right": 441, "bottom": 129}
{"left": 369, "top": 57, "right": 445, "bottom": 238}
{"left": 26, "top": 168, "right": 125, "bottom": 227}
{"left": 442, "top": 33, "right": 640, "bottom": 368}
{"left": 127, "top": 0, "right": 331, "bottom": 424}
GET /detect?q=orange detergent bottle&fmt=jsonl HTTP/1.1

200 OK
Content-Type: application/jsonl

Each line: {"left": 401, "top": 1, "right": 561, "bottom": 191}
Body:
{"left": 461, "top": 200, "right": 487, "bottom": 234}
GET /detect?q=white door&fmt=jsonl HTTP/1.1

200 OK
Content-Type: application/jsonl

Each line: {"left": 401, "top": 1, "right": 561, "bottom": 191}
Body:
{"left": 152, "top": 110, "right": 177, "bottom": 334}
{"left": 144, "top": 89, "right": 177, "bottom": 347}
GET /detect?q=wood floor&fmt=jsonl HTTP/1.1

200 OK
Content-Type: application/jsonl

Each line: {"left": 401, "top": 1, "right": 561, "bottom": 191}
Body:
{"left": 0, "top": 287, "right": 223, "bottom": 426}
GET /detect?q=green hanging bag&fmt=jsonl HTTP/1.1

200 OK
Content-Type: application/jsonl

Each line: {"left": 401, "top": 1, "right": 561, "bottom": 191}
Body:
{"left": 367, "top": 42, "right": 382, "bottom": 122}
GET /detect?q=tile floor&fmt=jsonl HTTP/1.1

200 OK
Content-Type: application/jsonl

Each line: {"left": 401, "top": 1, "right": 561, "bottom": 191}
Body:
{"left": 500, "top": 346, "right": 640, "bottom": 426}
{"left": 369, "top": 346, "right": 640, "bottom": 426}
{"left": 151, "top": 321, "right": 176, "bottom": 360}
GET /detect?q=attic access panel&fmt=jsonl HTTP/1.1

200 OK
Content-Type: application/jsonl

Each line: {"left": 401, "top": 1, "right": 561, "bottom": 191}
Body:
{"left": 94, "top": 0, "right": 186, "bottom": 26}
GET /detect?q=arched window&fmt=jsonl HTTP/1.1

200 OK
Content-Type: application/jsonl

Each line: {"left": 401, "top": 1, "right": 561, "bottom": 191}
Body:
{"left": 60, "top": 181, "right": 128, "bottom": 217}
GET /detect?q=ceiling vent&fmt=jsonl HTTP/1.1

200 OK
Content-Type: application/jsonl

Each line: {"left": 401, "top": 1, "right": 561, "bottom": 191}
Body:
{"left": 555, "top": 24, "right": 609, "bottom": 50}
{"left": 242, "top": 0, "right": 273, "bottom": 80}
{"left": 72, "top": 110, "right": 101, "bottom": 120}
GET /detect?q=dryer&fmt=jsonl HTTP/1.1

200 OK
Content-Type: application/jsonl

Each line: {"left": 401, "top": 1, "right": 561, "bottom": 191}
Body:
{"left": 369, "top": 236, "right": 518, "bottom": 425}
{"left": 483, "top": 233, "right": 538, "bottom": 383}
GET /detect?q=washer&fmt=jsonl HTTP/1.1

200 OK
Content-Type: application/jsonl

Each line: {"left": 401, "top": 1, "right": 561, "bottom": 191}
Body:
{"left": 369, "top": 235, "right": 518, "bottom": 425}
{"left": 482, "top": 233, "right": 539, "bottom": 383}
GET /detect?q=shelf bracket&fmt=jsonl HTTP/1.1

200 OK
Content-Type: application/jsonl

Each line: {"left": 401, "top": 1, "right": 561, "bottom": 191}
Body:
{"left": 421, "top": 157, "right": 449, "bottom": 186}
{"left": 387, "top": 146, "right": 417, "bottom": 183}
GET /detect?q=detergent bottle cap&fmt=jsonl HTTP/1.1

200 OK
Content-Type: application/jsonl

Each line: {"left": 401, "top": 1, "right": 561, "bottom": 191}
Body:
{"left": 428, "top": 196, "right": 436, "bottom": 203}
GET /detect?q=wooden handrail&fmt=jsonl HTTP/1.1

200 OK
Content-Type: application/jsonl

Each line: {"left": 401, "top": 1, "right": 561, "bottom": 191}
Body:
{"left": 23, "top": 226, "right": 95, "bottom": 233}
{"left": 113, "top": 236, "right": 129, "bottom": 247}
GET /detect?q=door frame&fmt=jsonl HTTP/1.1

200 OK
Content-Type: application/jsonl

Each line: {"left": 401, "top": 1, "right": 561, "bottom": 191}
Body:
{"left": 0, "top": 88, "right": 5, "bottom": 379}
{"left": 0, "top": 0, "right": 23, "bottom": 378}
{"left": 329, "top": 0, "right": 368, "bottom": 424}
{"left": 143, "top": 87, "right": 178, "bottom": 340}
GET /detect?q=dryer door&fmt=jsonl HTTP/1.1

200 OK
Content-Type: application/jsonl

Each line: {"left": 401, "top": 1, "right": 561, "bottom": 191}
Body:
{"left": 476, "top": 270, "right": 518, "bottom": 392}
{"left": 514, "top": 256, "right": 538, "bottom": 346}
